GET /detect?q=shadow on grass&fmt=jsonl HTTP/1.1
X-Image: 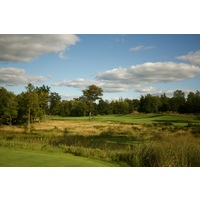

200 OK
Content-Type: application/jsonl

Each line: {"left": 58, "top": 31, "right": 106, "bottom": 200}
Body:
{"left": 153, "top": 119, "right": 191, "bottom": 124}
{"left": 50, "top": 134, "right": 144, "bottom": 151}
{"left": 93, "top": 135, "right": 143, "bottom": 144}
{"left": 130, "top": 114, "right": 164, "bottom": 120}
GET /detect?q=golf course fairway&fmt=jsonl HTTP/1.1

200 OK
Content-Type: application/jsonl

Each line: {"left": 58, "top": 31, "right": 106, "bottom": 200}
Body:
{"left": 0, "top": 148, "right": 116, "bottom": 167}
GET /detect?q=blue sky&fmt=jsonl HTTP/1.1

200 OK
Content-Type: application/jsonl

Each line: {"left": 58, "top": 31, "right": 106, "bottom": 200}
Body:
{"left": 0, "top": 34, "right": 200, "bottom": 100}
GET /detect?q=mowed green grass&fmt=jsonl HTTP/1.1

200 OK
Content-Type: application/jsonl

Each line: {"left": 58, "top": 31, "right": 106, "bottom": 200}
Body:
{"left": 50, "top": 113, "right": 200, "bottom": 126}
{"left": 0, "top": 148, "right": 116, "bottom": 167}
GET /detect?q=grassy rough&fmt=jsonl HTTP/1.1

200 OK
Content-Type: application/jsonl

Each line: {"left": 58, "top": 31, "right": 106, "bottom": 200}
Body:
{"left": 1, "top": 113, "right": 200, "bottom": 167}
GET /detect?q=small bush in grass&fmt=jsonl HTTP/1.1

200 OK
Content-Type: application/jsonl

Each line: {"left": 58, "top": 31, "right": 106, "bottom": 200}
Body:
{"left": 63, "top": 128, "right": 69, "bottom": 135}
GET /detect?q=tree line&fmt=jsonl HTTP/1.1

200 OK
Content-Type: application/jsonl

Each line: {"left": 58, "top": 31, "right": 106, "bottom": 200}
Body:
{"left": 0, "top": 84, "right": 200, "bottom": 126}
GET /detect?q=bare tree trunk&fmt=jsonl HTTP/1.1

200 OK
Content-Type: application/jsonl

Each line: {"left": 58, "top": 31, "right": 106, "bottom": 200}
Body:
{"left": 89, "top": 103, "right": 92, "bottom": 121}
{"left": 9, "top": 115, "right": 12, "bottom": 126}
{"left": 89, "top": 111, "right": 91, "bottom": 121}
{"left": 43, "top": 107, "right": 47, "bottom": 122}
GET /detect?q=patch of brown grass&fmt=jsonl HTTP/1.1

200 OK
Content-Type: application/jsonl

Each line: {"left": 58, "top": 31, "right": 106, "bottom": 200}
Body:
{"left": 0, "top": 125, "right": 22, "bottom": 132}
{"left": 33, "top": 120, "right": 143, "bottom": 136}
{"left": 0, "top": 120, "right": 193, "bottom": 140}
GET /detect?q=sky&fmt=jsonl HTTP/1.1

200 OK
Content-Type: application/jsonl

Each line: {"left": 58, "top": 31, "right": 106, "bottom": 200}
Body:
{"left": 0, "top": 34, "right": 200, "bottom": 100}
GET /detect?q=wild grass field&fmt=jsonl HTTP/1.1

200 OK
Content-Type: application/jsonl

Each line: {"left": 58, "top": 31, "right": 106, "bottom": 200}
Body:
{"left": 0, "top": 113, "right": 200, "bottom": 167}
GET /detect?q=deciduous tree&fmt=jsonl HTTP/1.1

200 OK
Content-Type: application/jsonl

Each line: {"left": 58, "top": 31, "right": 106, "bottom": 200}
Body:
{"left": 82, "top": 85, "right": 103, "bottom": 120}
{"left": 0, "top": 87, "right": 18, "bottom": 125}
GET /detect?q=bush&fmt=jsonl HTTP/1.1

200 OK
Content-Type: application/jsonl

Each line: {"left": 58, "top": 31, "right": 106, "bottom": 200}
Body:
{"left": 63, "top": 128, "right": 69, "bottom": 135}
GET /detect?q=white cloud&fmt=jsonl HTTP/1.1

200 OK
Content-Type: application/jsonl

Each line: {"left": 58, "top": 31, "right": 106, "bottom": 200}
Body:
{"left": 61, "top": 95, "right": 80, "bottom": 101}
{"left": 54, "top": 61, "right": 200, "bottom": 94}
{"left": 177, "top": 50, "right": 200, "bottom": 66}
{"left": 54, "top": 78, "right": 100, "bottom": 89}
{"left": 0, "top": 67, "right": 49, "bottom": 86}
{"left": 135, "top": 86, "right": 158, "bottom": 93}
{"left": 0, "top": 34, "right": 80, "bottom": 62}
{"left": 152, "top": 89, "right": 196, "bottom": 97}
{"left": 96, "top": 62, "right": 200, "bottom": 85}
{"left": 53, "top": 78, "right": 130, "bottom": 93}
{"left": 130, "top": 45, "right": 155, "bottom": 52}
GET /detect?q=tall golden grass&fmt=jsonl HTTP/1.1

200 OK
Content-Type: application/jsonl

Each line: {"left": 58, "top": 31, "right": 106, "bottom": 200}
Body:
{"left": 1, "top": 120, "right": 200, "bottom": 166}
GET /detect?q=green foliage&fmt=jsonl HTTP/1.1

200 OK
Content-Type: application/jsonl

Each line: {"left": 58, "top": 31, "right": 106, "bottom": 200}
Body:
{"left": 110, "top": 98, "right": 132, "bottom": 114}
{"left": 0, "top": 88, "right": 18, "bottom": 125}
{"left": 139, "top": 94, "right": 161, "bottom": 113}
{"left": 170, "top": 90, "right": 186, "bottom": 113}
{"left": 82, "top": 85, "right": 103, "bottom": 102}
{"left": 98, "top": 99, "right": 112, "bottom": 115}
{"left": 1, "top": 84, "right": 200, "bottom": 128}
{"left": 159, "top": 93, "right": 170, "bottom": 112}
{"left": 35, "top": 85, "right": 50, "bottom": 121}
{"left": 49, "top": 92, "right": 61, "bottom": 115}
{"left": 17, "top": 84, "right": 41, "bottom": 131}
{"left": 186, "top": 91, "right": 200, "bottom": 114}
{"left": 82, "top": 85, "right": 103, "bottom": 119}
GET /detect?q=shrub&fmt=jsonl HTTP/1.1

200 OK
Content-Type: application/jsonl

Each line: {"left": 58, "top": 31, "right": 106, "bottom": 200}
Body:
{"left": 63, "top": 128, "right": 69, "bottom": 135}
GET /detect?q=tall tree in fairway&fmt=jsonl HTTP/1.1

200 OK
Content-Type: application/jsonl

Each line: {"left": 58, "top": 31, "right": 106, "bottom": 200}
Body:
{"left": 82, "top": 85, "right": 103, "bottom": 120}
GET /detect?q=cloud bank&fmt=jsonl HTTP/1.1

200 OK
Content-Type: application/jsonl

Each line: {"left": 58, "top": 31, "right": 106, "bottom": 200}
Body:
{"left": 0, "top": 34, "right": 80, "bottom": 62}
{"left": 54, "top": 60, "right": 200, "bottom": 93}
{"left": 0, "top": 67, "right": 49, "bottom": 86}
{"left": 96, "top": 62, "right": 200, "bottom": 84}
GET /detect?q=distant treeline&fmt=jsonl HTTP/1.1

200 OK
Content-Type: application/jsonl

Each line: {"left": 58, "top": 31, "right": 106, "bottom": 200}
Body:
{"left": 0, "top": 83, "right": 200, "bottom": 125}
